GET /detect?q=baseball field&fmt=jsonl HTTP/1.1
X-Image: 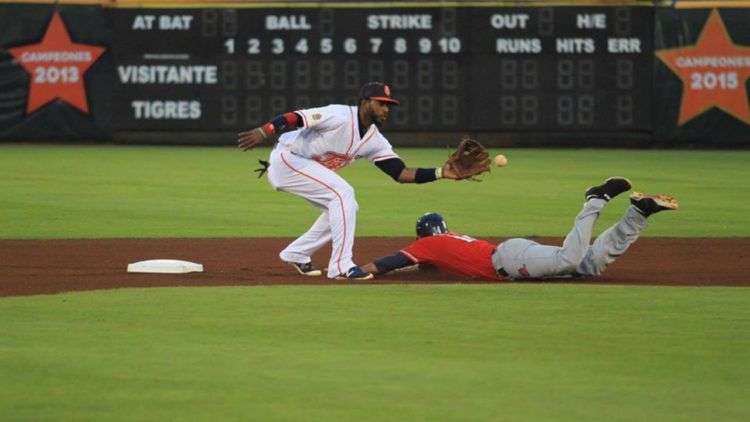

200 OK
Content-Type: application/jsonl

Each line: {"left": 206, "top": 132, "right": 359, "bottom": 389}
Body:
{"left": 1, "top": 144, "right": 749, "bottom": 420}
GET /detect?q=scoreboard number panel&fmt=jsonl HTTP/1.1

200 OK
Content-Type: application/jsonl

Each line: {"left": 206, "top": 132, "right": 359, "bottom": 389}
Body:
{"left": 469, "top": 7, "right": 652, "bottom": 130}
{"left": 112, "top": 6, "right": 653, "bottom": 132}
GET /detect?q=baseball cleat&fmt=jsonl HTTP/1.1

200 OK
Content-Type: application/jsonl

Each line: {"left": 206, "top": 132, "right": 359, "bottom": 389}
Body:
{"left": 336, "top": 266, "right": 374, "bottom": 281}
{"left": 286, "top": 261, "right": 323, "bottom": 277}
{"left": 585, "top": 177, "right": 632, "bottom": 202}
{"left": 630, "top": 192, "right": 679, "bottom": 217}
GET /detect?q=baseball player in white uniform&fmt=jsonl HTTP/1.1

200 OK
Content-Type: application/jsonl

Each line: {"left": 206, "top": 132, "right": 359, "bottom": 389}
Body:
{"left": 238, "top": 82, "right": 465, "bottom": 280}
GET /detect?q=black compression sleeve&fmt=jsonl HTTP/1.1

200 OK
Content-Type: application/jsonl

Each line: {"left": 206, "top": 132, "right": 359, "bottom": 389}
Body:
{"left": 374, "top": 157, "right": 406, "bottom": 181}
{"left": 374, "top": 252, "right": 416, "bottom": 274}
{"left": 414, "top": 168, "right": 438, "bottom": 183}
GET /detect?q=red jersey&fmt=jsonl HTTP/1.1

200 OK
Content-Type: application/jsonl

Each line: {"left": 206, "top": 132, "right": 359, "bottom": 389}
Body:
{"left": 400, "top": 233, "right": 504, "bottom": 281}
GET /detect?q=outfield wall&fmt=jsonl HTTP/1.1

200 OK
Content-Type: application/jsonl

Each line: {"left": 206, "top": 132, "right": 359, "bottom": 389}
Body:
{"left": 0, "top": 1, "right": 748, "bottom": 146}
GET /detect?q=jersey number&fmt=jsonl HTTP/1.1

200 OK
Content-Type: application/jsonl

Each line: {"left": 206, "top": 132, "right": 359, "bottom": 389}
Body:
{"left": 445, "top": 233, "right": 476, "bottom": 242}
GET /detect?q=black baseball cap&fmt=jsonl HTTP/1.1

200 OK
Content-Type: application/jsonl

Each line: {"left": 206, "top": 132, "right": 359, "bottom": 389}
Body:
{"left": 359, "top": 82, "right": 400, "bottom": 105}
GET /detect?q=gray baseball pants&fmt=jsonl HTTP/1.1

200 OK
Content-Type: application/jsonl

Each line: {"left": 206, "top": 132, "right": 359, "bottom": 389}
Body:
{"left": 491, "top": 198, "right": 648, "bottom": 279}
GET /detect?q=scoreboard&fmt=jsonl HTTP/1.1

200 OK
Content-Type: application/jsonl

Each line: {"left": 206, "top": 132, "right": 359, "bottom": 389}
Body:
{"left": 111, "top": 5, "right": 654, "bottom": 133}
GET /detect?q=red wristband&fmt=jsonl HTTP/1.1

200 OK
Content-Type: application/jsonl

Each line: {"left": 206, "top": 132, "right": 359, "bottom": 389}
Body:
{"left": 261, "top": 122, "right": 275, "bottom": 136}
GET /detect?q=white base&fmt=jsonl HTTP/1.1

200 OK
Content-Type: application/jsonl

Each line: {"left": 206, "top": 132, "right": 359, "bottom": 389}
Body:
{"left": 127, "top": 259, "right": 203, "bottom": 274}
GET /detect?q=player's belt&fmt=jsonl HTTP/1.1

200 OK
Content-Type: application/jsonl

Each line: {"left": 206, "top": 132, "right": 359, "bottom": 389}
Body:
{"left": 491, "top": 248, "right": 509, "bottom": 277}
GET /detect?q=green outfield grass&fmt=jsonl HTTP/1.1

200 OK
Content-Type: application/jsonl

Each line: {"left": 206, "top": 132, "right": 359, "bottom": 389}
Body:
{"left": 1, "top": 285, "right": 748, "bottom": 421}
{"left": 1, "top": 144, "right": 749, "bottom": 238}
{"left": 2, "top": 144, "right": 749, "bottom": 421}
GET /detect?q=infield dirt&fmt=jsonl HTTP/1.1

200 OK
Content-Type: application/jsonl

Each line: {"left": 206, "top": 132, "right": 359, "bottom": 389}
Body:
{"left": 1, "top": 238, "right": 748, "bottom": 297}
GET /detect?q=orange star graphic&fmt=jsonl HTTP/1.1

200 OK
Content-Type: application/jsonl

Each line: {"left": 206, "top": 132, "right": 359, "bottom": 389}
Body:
{"left": 656, "top": 9, "right": 750, "bottom": 126}
{"left": 8, "top": 12, "right": 105, "bottom": 114}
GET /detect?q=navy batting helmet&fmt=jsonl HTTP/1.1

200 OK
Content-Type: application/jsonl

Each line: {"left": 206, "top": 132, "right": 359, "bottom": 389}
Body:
{"left": 416, "top": 212, "right": 448, "bottom": 238}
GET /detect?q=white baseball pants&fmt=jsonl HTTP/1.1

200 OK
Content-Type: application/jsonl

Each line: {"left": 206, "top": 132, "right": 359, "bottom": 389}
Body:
{"left": 267, "top": 147, "right": 358, "bottom": 278}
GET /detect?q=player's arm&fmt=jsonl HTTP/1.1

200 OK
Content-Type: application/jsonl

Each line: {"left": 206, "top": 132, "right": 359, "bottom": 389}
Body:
{"left": 374, "top": 158, "right": 462, "bottom": 183}
{"left": 361, "top": 252, "right": 416, "bottom": 275}
{"left": 237, "top": 112, "right": 303, "bottom": 150}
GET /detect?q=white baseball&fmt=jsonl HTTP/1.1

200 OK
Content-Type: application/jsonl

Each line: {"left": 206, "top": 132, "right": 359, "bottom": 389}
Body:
{"left": 494, "top": 154, "right": 508, "bottom": 167}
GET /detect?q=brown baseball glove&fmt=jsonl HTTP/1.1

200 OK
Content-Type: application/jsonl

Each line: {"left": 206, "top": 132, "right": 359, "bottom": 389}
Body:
{"left": 444, "top": 137, "right": 491, "bottom": 181}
